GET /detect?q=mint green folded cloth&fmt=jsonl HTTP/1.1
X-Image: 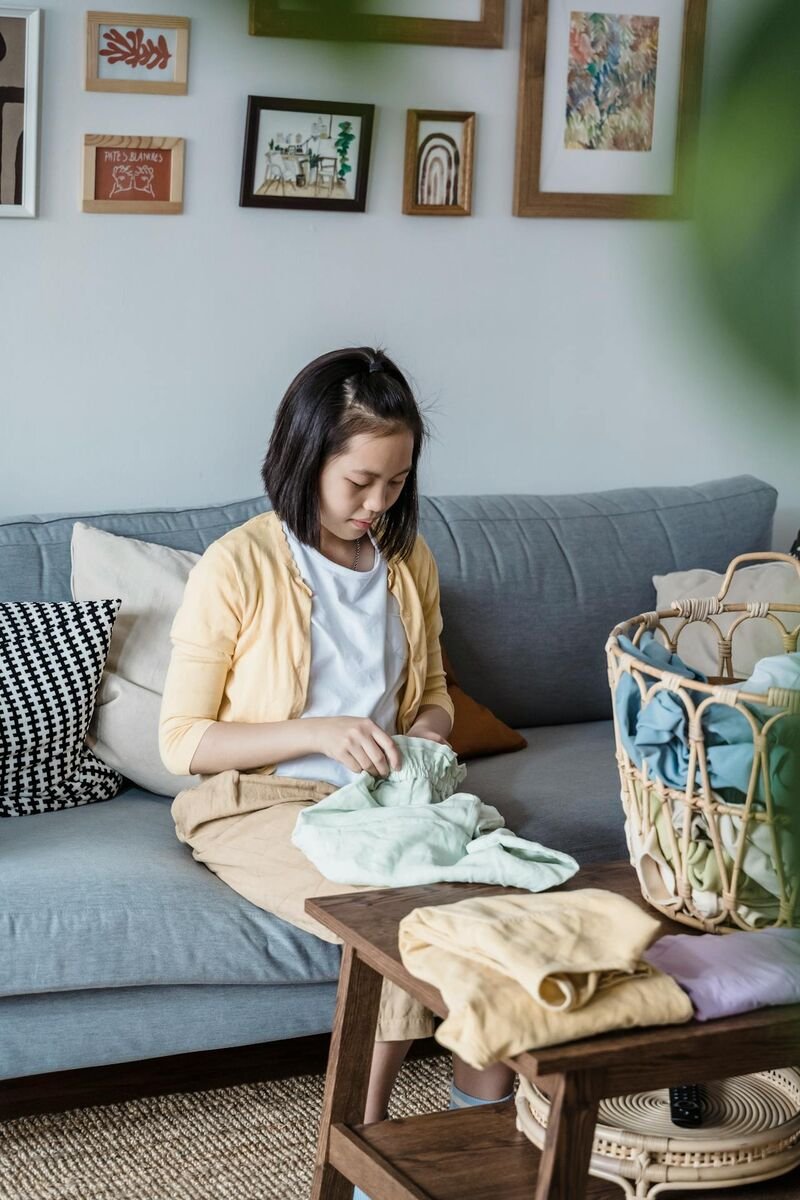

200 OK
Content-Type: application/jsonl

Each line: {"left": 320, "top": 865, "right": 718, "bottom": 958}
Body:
{"left": 291, "top": 736, "right": 578, "bottom": 891}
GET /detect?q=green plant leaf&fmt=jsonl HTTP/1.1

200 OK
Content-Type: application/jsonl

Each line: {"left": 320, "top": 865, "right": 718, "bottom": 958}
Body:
{"left": 691, "top": 0, "right": 800, "bottom": 399}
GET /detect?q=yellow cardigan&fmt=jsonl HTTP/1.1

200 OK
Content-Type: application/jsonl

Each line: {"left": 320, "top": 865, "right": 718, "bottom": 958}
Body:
{"left": 158, "top": 509, "right": 455, "bottom": 777}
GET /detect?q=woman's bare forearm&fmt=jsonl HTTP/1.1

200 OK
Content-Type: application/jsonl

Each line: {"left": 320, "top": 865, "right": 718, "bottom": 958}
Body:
{"left": 413, "top": 704, "right": 454, "bottom": 739}
{"left": 188, "top": 719, "right": 320, "bottom": 775}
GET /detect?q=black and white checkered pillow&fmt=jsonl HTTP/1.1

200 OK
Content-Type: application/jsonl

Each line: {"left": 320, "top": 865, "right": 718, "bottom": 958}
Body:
{"left": 0, "top": 600, "right": 124, "bottom": 817}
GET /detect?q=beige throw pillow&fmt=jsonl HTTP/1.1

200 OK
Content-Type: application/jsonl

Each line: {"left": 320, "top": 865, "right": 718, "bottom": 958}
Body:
{"left": 653, "top": 562, "right": 800, "bottom": 679}
{"left": 70, "top": 522, "right": 200, "bottom": 796}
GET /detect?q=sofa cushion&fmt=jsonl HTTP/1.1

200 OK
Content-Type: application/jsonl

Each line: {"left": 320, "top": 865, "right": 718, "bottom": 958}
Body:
{"left": 0, "top": 600, "right": 123, "bottom": 817}
{"left": 0, "top": 495, "right": 271, "bottom": 605}
{"left": 442, "top": 646, "right": 527, "bottom": 759}
{"left": 70, "top": 521, "right": 200, "bottom": 797}
{"left": 654, "top": 560, "right": 800, "bottom": 678}
{"left": 420, "top": 477, "right": 776, "bottom": 727}
{"left": 0, "top": 787, "right": 341, "bottom": 998}
{"left": 0, "top": 982, "right": 339, "bottom": 1081}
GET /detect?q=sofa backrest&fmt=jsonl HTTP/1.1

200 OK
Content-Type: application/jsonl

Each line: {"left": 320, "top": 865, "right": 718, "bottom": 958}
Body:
{"left": 0, "top": 475, "right": 777, "bottom": 727}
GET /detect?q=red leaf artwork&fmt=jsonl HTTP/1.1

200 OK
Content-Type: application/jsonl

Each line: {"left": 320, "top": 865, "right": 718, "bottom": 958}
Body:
{"left": 99, "top": 27, "right": 172, "bottom": 71}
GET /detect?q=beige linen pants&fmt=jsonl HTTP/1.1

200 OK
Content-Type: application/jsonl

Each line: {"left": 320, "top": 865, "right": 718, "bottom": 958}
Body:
{"left": 171, "top": 769, "right": 435, "bottom": 1042}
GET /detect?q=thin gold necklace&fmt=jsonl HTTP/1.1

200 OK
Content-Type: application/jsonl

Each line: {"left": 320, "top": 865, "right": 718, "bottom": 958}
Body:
{"left": 352, "top": 535, "right": 364, "bottom": 570}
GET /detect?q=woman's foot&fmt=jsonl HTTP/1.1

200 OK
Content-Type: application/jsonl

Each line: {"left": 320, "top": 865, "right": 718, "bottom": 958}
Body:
{"left": 449, "top": 1079, "right": 515, "bottom": 1109}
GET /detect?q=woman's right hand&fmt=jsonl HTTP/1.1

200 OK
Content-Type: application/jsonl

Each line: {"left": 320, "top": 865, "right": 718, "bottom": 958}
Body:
{"left": 311, "top": 716, "right": 403, "bottom": 778}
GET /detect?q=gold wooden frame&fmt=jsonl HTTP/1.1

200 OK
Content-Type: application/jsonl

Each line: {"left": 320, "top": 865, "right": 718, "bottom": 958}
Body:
{"left": 249, "top": 0, "right": 504, "bottom": 48}
{"left": 81, "top": 135, "right": 185, "bottom": 214}
{"left": 85, "top": 11, "right": 189, "bottom": 95}
{"left": 513, "top": 0, "right": 708, "bottom": 219}
{"left": 403, "top": 110, "right": 475, "bottom": 217}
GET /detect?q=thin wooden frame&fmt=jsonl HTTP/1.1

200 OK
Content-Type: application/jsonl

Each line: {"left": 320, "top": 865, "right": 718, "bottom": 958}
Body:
{"left": 0, "top": 7, "right": 41, "bottom": 218}
{"left": 240, "top": 95, "right": 375, "bottom": 213}
{"left": 81, "top": 135, "right": 184, "bottom": 214}
{"left": 403, "top": 109, "right": 475, "bottom": 217}
{"left": 513, "top": 0, "right": 707, "bottom": 219}
{"left": 85, "top": 11, "right": 189, "bottom": 95}
{"left": 249, "top": 0, "right": 504, "bottom": 48}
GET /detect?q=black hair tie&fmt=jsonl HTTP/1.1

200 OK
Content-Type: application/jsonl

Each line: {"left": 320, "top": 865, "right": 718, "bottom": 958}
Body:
{"left": 368, "top": 360, "right": 383, "bottom": 373}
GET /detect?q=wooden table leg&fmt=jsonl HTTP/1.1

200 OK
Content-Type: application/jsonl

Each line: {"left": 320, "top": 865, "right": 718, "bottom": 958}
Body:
{"left": 311, "top": 946, "right": 385, "bottom": 1200}
{"left": 534, "top": 1072, "right": 598, "bottom": 1200}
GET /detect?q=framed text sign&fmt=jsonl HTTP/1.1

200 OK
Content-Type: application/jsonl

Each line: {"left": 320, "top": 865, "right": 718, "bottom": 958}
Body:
{"left": 82, "top": 135, "right": 185, "bottom": 213}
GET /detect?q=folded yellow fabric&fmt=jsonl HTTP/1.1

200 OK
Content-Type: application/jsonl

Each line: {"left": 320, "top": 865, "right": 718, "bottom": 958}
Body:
{"left": 398, "top": 889, "right": 694, "bottom": 1068}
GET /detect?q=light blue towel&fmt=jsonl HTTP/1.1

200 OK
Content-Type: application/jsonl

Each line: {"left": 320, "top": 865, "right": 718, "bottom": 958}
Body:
{"left": 616, "top": 633, "right": 799, "bottom": 807}
{"left": 291, "top": 736, "right": 579, "bottom": 891}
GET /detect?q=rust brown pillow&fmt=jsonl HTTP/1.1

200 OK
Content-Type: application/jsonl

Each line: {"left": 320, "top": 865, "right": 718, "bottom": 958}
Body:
{"left": 441, "top": 648, "right": 528, "bottom": 760}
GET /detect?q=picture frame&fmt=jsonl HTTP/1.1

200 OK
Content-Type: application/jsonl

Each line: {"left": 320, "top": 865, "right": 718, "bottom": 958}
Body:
{"left": 240, "top": 96, "right": 375, "bottom": 213}
{"left": 513, "top": 0, "right": 707, "bottom": 219}
{"left": 81, "top": 135, "right": 185, "bottom": 214}
{"left": 85, "top": 11, "right": 189, "bottom": 95}
{"left": 403, "top": 109, "right": 475, "bottom": 217}
{"left": 249, "top": 0, "right": 504, "bottom": 49}
{"left": 0, "top": 6, "right": 41, "bottom": 218}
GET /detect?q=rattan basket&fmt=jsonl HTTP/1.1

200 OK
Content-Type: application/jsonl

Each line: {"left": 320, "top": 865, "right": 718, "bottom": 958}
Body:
{"left": 606, "top": 552, "right": 800, "bottom": 933}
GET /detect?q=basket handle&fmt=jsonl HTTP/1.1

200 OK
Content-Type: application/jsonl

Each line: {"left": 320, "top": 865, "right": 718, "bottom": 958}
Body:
{"left": 714, "top": 551, "right": 800, "bottom": 602}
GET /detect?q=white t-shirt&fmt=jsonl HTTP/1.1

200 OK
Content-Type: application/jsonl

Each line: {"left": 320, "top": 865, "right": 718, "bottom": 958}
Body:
{"left": 273, "top": 521, "right": 409, "bottom": 789}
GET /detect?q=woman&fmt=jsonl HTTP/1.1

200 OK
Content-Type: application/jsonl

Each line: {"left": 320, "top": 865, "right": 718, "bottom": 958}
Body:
{"left": 159, "top": 346, "right": 516, "bottom": 1149}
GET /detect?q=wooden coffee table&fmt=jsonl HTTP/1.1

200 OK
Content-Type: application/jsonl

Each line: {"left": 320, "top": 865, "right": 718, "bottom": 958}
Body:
{"left": 308, "top": 860, "right": 800, "bottom": 1200}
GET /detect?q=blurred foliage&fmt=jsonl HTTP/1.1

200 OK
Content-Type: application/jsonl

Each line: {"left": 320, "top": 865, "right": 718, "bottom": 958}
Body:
{"left": 259, "top": 0, "right": 389, "bottom": 42}
{"left": 691, "top": 0, "right": 800, "bottom": 402}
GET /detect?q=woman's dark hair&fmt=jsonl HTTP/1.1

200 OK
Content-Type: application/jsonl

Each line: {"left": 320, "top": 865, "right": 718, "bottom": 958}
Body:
{"left": 261, "top": 346, "right": 429, "bottom": 563}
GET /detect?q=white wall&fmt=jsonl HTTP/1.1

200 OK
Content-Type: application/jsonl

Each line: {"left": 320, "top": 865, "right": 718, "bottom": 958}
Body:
{"left": 2, "top": 0, "right": 796, "bottom": 550}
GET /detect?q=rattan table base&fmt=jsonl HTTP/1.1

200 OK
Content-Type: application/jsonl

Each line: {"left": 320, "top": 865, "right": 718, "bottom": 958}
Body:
{"left": 516, "top": 1068, "right": 800, "bottom": 1198}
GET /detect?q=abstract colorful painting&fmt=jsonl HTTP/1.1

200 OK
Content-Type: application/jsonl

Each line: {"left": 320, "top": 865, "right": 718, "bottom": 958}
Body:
{"left": 565, "top": 11, "right": 659, "bottom": 151}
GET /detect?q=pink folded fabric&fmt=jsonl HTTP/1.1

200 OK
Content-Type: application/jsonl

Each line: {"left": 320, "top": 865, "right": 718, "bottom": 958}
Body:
{"left": 643, "top": 928, "right": 800, "bottom": 1021}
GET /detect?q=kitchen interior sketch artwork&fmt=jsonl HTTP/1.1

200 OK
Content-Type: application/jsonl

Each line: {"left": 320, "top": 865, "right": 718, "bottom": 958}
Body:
{"left": 254, "top": 110, "right": 361, "bottom": 200}
{"left": 0, "top": 13, "right": 26, "bottom": 206}
{"left": 565, "top": 11, "right": 660, "bottom": 151}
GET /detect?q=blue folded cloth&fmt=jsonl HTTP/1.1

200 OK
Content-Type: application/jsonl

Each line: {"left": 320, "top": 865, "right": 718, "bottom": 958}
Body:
{"left": 615, "top": 633, "right": 799, "bottom": 807}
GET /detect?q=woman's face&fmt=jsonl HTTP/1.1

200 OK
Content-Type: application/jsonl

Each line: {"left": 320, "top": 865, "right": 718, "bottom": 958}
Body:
{"left": 318, "top": 428, "right": 415, "bottom": 543}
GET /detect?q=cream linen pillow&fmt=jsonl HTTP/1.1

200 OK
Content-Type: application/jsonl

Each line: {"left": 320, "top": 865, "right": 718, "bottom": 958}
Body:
{"left": 653, "top": 562, "right": 800, "bottom": 679}
{"left": 70, "top": 522, "right": 199, "bottom": 796}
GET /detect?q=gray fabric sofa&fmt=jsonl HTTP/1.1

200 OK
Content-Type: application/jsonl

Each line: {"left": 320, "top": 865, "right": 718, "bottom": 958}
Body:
{"left": 0, "top": 475, "right": 777, "bottom": 1084}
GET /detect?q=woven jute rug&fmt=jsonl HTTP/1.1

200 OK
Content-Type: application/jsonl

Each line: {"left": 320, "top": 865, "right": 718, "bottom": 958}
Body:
{"left": 0, "top": 1054, "right": 451, "bottom": 1200}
